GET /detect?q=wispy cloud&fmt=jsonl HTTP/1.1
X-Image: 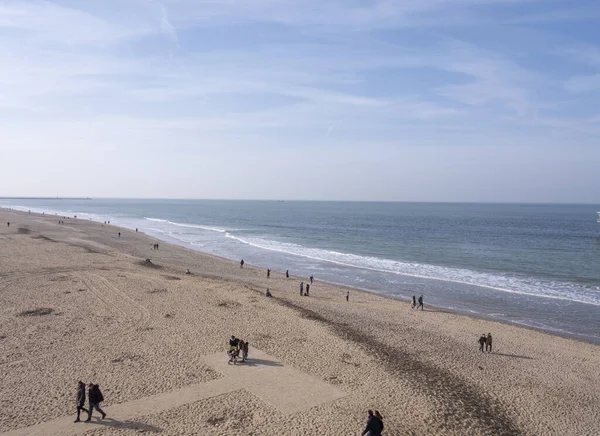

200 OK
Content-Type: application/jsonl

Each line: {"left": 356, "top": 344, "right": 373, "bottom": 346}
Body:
{"left": 0, "top": 0, "right": 598, "bottom": 200}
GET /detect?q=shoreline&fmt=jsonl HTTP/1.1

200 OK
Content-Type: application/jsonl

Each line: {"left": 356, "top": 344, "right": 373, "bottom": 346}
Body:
{"left": 1, "top": 207, "right": 599, "bottom": 434}
{"left": 3, "top": 206, "right": 598, "bottom": 345}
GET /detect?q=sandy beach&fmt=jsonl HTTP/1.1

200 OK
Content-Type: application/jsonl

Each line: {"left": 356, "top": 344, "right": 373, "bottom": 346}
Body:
{"left": 0, "top": 208, "right": 599, "bottom": 435}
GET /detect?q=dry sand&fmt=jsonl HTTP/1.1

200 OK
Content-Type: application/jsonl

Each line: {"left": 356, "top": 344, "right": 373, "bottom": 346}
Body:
{"left": 0, "top": 208, "right": 599, "bottom": 435}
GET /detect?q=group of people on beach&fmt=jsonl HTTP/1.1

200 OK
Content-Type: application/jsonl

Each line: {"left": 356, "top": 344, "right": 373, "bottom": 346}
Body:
{"left": 227, "top": 335, "right": 249, "bottom": 364}
{"left": 73, "top": 381, "right": 106, "bottom": 423}
{"left": 478, "top": 333, "right": 493, "bottom": 353}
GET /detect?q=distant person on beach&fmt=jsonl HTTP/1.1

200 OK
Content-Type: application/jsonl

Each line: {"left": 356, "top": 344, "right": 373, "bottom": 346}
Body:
{"left": 346, "top": 291, "right": 349, "bottom": 302}
{"left": 305, "top": 283, "right": 310, "bottom": 296}
{"left": 417, "top": 295, "right": 424, "bottom": 310}
{"left": 479, "top": 334, "right": 487, "bottom": 352}
{"left": 286, "top": 270, "right": 289, "bottom": 278}
{"left": 300, "top": 282, "right": 304, "bottom": 296}
{"left": 240, "top": 259, "right": 244, "bottom": 269}
{"left": 156, "top": 243, "right": 159, "bottom": 249}
{"left": 136, "top": 228, "right": 138, "bottom": 232}
{"left": 7, "top": 222, "right": 9, "bottom": 227}
{"left": 411, "top": 295, "right": 416, "bottom": 309}
{"left": 486, "top": 333, "right": 493, "bottom": 352}
{"left": 361, "top": 410, "right": 382, "bottom": 436}
{"left": 310, "top": 275, "right": 314, "bottom": 284}
{"left": 85, "top": 384, "right": 106, "bottom": 421}
{"left": 74, "top": 381, "right": 88, "bottom": 423}
{"left": 265, "top": 288, "right": 272, "bottom": 297}
{"left": 267, "top": 269, "right": 270, "bottom": 278}
{"left": 118, "top": 232, "right": 121, "bottom": 238}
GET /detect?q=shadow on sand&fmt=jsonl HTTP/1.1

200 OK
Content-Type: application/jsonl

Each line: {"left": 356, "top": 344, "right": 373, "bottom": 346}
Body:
{"left": 239, "top": 358, "right": 283, "bottom": 368}
{"left": 493, "top": 352, "right": 534, "bottom": 360}
{"left": 85, "top": 418, "right": 162, "bottom": 433}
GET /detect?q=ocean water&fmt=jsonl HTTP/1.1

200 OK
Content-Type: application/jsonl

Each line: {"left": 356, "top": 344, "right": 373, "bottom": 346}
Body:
{"left": 2, "top": 199, "right": 599, "bottom": 342}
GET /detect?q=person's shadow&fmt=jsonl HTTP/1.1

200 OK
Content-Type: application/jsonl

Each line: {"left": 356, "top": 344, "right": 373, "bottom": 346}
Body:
{"left": 492, "top": 352, "right": 534, "bottom": 360}
{"left": 240, "top": 358, "right": 283, "bottom": 368}
{"left": 87, "top": 418, "right": 162, "bottom": 432}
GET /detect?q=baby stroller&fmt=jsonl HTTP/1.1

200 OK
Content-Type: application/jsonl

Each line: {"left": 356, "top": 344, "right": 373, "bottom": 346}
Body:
{"left": 227, "top": 347, "right": 240, "bottom": 365}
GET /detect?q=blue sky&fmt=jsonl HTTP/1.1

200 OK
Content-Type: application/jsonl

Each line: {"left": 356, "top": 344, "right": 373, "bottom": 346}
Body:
{"left": 0, "top": 0, "right": 599, "bottom": 202}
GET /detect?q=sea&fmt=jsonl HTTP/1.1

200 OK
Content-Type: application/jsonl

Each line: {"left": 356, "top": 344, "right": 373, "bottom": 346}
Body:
{"left": 2, "top": 199, "right": 599, "bottom": 342}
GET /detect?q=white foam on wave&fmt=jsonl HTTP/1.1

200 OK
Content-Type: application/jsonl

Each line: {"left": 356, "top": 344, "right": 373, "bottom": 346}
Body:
{"left": 144, "top": 217, "right": 168, "bottom": 223}
{"left": 225, "top": 233, "right": 600, "bottom": 307}
{"left": 167, "top": 221, "right": 227, "bottom": 233}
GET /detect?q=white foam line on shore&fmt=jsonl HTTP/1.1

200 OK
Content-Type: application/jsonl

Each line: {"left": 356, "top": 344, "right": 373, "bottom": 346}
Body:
{"left": 224, "top": 233, "right": 600, "bottom": 307}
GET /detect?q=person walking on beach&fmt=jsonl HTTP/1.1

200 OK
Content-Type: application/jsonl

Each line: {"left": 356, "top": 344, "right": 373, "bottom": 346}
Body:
{"left": 300, "top": 282, "right": 304, "bottom": 296}
{"left": 361, "top": 410, "right": 382, "bottom": 436}
{"left": 85, "top": 384, "right": 106, "bottom": 421}
{"left": 411, "top": 295, "right": 416, "bottom": 309}
{"left": 310, "top": 275, "right": 314, "bottom": 284}
{"left": 479, "top": 334, "right": 487, "bottom": 353}
{"left": 240, "top": 259, "right": 244, "bottom": 269}
{"left": 417, "top": 295, "right": 424, "bottom": 310}
{"left": 118, "top": 232, "right": 121, "bottom": 238}
{"left": 286, "top": 270, "right": 289, "bottom": 278}
{"left": 74, "top": 381, "right": 88, "bottom": 423}
{"left": 305, "top": 283, "right": 310, "bottom": 296}
{"left": 486, "top": 333, "right": 493, "bottom": 353}
{"left": 374, "top": 411, "right": 384, "bottom": 433}
{"left": 346, "top": 291, "right": 349, "bottom": 302}
{"left": 242, "top": 341, "right": 249, "bottom": 362}
{"left": 267, "top": 269, "right": 270, "bottom": 278}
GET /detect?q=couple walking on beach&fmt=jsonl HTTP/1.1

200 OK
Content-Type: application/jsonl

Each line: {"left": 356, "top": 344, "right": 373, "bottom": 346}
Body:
{"left": 479, "top": 333, "right": 493, "bottom": 352}
{"left": 411, "top": 295, "right": 424, "bottom": 310}
{"left": 74, "top": 381, "right": 106, "bottom": 423}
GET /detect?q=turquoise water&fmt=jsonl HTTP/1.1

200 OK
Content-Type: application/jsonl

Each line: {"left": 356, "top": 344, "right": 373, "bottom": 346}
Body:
{"left": 3, "top": 199, "right": 599, "bottom": 341}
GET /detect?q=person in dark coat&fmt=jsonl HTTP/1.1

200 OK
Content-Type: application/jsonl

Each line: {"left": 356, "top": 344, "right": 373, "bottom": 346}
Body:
{"left": 411, "top": 295, "right": 416, "bottom": 309}
{"left": 479, "top": 334, "right": 487, "bottom": 352}
{"left": 361, "top": 410, "right": 382, "bottom": 436}
{"left": 286, "top": 270, "right": 289, "bottom": 278}
{"left": 305, "top": 283, "right": 310, "bottom": 296}
{"left": 74, "top": 381, "right": 88, "bottom": 423}
{"left": 85, "top": 384, "right": 106, "bottom": 421}
{"left": 417, "top": 295, "right": 424, "bottom": 310}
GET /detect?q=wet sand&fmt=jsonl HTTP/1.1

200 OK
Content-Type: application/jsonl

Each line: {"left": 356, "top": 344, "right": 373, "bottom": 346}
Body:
{"left": 1, "top": 209, "right": 599, "bottom": 435}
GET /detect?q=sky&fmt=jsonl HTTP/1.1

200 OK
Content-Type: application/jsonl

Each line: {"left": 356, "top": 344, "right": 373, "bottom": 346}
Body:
{"left": 0, "top": 0, "right": 599, "bottom": 202}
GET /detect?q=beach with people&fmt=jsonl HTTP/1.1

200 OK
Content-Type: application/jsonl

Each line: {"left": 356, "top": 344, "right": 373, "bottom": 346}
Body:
{"left": 1, "top": 208, "right": 599, "bottom": 435}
